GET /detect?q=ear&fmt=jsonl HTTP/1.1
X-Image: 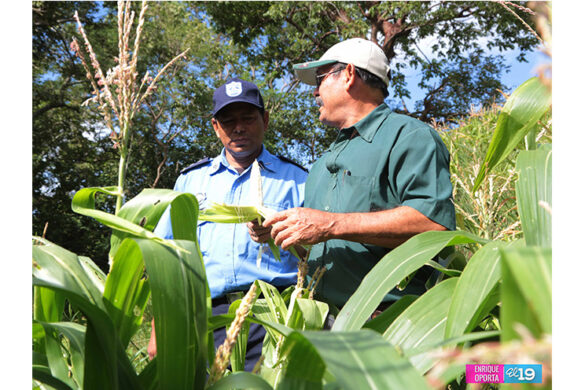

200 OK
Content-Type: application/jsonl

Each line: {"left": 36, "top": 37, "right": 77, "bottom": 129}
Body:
{"left": 343, "top": 63, "right": 359, "bottom": 91}
{"left": 211, "top": 117, "right": 221, "bottom": 138}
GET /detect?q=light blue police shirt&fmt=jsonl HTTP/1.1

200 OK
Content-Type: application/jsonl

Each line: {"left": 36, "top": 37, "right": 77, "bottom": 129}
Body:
{"left": 154, "top": 146, "right": 307, "bottom": 299}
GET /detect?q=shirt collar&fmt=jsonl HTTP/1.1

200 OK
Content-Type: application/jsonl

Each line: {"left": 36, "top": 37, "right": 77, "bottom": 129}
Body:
{"left": 342, "top": 103, "right": 391, "bottom": 143}
{"left": 209, "top": 145, "right": 277, "bottom": 175}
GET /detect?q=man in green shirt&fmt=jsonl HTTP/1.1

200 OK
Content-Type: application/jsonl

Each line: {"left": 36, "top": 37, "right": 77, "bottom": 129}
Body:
{"left": 259, "top": 38, "right": 456, "bottom": 309}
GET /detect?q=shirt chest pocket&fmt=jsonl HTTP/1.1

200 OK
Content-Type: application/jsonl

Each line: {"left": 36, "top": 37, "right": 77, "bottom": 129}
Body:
{"left": 335, "top": 173, "right": 375, "bottom": 213}
{"left": 263, "top": 200, "right": 293, "bottom": 212}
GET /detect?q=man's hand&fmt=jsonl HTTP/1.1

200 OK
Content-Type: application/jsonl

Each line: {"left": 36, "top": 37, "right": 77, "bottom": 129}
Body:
{"left": 247, "top": 220, "right": 272, "bottom": 243}
{"left": 263, "top": 207, "right": 335, "bottom": 250}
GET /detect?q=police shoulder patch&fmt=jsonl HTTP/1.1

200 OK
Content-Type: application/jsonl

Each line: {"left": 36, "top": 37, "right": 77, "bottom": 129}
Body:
{"left": 180, "top": 157, "right": 211, "bottom": 174}
{"left": 277, "top": 155, "right": 308, "bottom": 172}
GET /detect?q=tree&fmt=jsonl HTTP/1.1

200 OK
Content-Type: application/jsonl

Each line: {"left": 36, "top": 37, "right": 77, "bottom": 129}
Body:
{"left": 32, "top": 2, "right": 235, "bottom": 268}
{"left": 205, "top": 1, "right": 540, "bottom": 124}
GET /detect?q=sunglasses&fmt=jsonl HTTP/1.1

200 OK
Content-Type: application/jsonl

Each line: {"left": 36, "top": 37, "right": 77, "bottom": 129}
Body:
{"left": 315, "top": 68, "right": 343, "bottom": 88}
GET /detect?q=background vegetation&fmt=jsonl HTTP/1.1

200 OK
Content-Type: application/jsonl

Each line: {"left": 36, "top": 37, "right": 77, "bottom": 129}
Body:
{"left": 33, "top": 1, "right": 540, "bottom": 270}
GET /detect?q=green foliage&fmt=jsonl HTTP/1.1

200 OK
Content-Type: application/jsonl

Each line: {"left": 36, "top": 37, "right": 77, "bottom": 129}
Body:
{"left": 473, "top": 78, "right": 552, "bottom": 192}
{"left": 32, "top": 2, "right": 552, "bottom": 389}
{"left": 206, "top": 1, "right": 539, "bottom": 123}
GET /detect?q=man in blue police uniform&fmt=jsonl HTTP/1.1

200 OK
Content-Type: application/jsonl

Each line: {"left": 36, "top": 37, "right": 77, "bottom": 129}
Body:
{"left": 261, "top": 38, "right": 456, "bottom": 311}
{"left": 147, "top": 78, "right": 308, "bottom": 371}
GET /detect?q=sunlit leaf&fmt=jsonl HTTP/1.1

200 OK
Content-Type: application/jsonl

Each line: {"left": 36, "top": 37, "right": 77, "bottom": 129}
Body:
{"left": 333, "top": 231, "right": 485, "bottom": 331}
{"left": 473, "top": 77, "right": 551, "bottom": 192}
{"left": 516, "top": 145, "right": 552, "bottom": 247}
{"left": 500, "top": 247, "right": 551, "bottom": 340}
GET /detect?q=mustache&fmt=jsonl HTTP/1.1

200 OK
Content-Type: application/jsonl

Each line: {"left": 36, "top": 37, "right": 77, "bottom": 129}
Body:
{"left": 315, "top": 97, "right": 324, "bottom": 107}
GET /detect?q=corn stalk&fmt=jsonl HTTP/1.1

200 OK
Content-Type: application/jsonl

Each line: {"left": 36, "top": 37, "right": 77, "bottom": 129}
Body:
{"left": 71, "top": 0, "right": 189, "bottom": 214}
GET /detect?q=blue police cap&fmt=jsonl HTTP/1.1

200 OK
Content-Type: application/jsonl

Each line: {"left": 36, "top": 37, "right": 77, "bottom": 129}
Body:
{"left": 212, "top": 78, "right": 265, "bottom": 116}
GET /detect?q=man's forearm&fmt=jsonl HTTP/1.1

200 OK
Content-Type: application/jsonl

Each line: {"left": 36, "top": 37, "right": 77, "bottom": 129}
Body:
{"left": 265, "top": 205, "right": 447, "bottom": 250}
{"left": 326, "top": 206, "right": 446, "bottom": 249}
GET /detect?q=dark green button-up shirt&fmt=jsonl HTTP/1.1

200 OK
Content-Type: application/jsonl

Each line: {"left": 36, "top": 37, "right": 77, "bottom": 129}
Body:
{"left": 305, "top": 104, "right": 455, "bottom": 307}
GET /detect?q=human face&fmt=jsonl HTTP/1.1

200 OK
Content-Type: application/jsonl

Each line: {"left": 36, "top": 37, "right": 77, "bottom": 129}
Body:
{"left": 212, "top": 102, "right": 268, "bottom": 161}
{"left": 313, "top": 64, "right": 346, "bottom": 128}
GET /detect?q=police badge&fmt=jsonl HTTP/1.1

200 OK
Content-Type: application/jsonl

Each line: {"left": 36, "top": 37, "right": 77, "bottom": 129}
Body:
{"left": 225, "top": 81, "right": 242, "bottom": 97}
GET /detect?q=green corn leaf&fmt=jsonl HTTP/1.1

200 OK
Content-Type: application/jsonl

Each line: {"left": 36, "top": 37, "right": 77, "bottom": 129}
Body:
{"left": 34, "top": 286, "right": 65, "bottom": 323}
{"left": 516, "top": 145, "right": 552, "bottom": 247}
{"left": 299, "top": 330, "right": 431, "bottom": 390}
{"left": 424, "top": 260, "right": 462, "bottom": 277}
{"left": 445, "top": 241, "right": 505, "bottom": 339}
{"left": 256, "top": 280, "right": 289, "bottom": 325}
{"left": 209, "top": 313, "right": 293, "bottom": 337}
{"left": 333, "top": 231, "right": 485, "bottom": 332}
{"left": 207, "top": 371, "right": 274, "bottom": 390}
{"left": 383, "top": 278, "right": 458, "bottom": 373}
{"left": 277, "top": 331, "right": 326, "bottom": 390}
{"left": 32, "top": 239, "right": 140, "bottom": 390}
{"left": 362, "top": 295, "right": 417, "bottom": 334}
{"left": 110, "top": 188, "right": 198, "bottom": 259}
{"left": 500, "top": 247, "right": 552, "bottom": 340}
{"left": 472, "top": 77, "right": 551, "bottom": 192}
{"left": 71, "top": 187, "right": 186, "bottom": 259}
{"left": 295, "top": 298, "right": 330, "bottom": 330}
{"left": 35, "top": 321, "right": 86, "bottom": 388}
{"left": 404, "top": 330, "right": 500, "bottom": 359}
{"left": 103, "top": 238, "right": 151, "bottom": 348}
{"left": 139, "top": 238, "right": 209, "bottom": 390}
{"left": 33, "top": 365, "right": 74, "bottom": 390}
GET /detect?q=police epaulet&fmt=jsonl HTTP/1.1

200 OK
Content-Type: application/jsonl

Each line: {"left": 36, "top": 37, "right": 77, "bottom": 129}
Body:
{"left": 277, "top": 155, "right": 308, "bottom": 172}
{"left": 180, "top": 157, "right": 211, "bottom": 174}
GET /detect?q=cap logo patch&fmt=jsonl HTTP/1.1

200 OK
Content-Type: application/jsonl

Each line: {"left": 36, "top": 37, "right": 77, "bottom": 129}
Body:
{"left": 225, "top": 81, "right": 242, "bottom": 97}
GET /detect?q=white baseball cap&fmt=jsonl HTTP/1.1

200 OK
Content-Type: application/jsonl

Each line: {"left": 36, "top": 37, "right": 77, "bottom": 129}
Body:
{"left": 293, "top": 38, "right": 390, "bottom": 87}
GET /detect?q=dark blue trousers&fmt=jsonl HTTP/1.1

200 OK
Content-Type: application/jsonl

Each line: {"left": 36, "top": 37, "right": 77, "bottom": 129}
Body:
{"left": 211, "top": 302, "right": 265, "bottom": 372}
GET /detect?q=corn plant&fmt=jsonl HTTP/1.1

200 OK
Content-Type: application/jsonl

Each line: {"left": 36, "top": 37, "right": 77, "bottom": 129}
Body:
{"left": 70, "top": 0, "right": 188, "bottom": 215}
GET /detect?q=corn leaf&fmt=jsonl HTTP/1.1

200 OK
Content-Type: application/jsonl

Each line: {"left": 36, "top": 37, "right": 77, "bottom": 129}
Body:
{"left": 362, "top": 295, "right": 417, "bottom": 334}
{"left": 138, "top": 238, "right": 208, "bottom": 390}
{"left": 383, "top": 278, "right": 458, "bottom": 373}
{"left": 207, "top": 371, "right": 274, "bottom": 390}
{"left": 34, "top": 286, "right": 65, "bottom": 323}
{"left": 300, "top": 329, "right": 431, "bottom": 390}
{"left": 71, "top": 187, "right": 185, "bottom": 258}
{"left": 33, "top": 365, "right": 74, "bottom": 390}
{"left": 516, "top": 145, "right": 552, "bottom": 247}
{"left": 277, "top": 331, "right": 326, "bottom": 390}
{"left": 445, "top": 241, "right": 505, "bottom": 339}
{"left": 32, "top": 239, "right": 140, "bottom": 390}
{"left": 500, "top": 247, "right": 552, "bottom": 340}
{"left": 103, "top": 238, "right": 151, "bottom": 348}
{"left": 333, "top": 231, "right": 485, "bottom": 332}
{"left": 295, "top": 298, "right": 330, "bottom": 330}
{"left": 256, "top": 280, "right": 289, "bottom": 325}
{"left": 110, "top": 188, "right": 196, "bottom": 258}
{"left": 36, "top": 321, "right": 86, "bottom": 388}
{"left": 472, "top": 77, "right": 551, "bottom": 192}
